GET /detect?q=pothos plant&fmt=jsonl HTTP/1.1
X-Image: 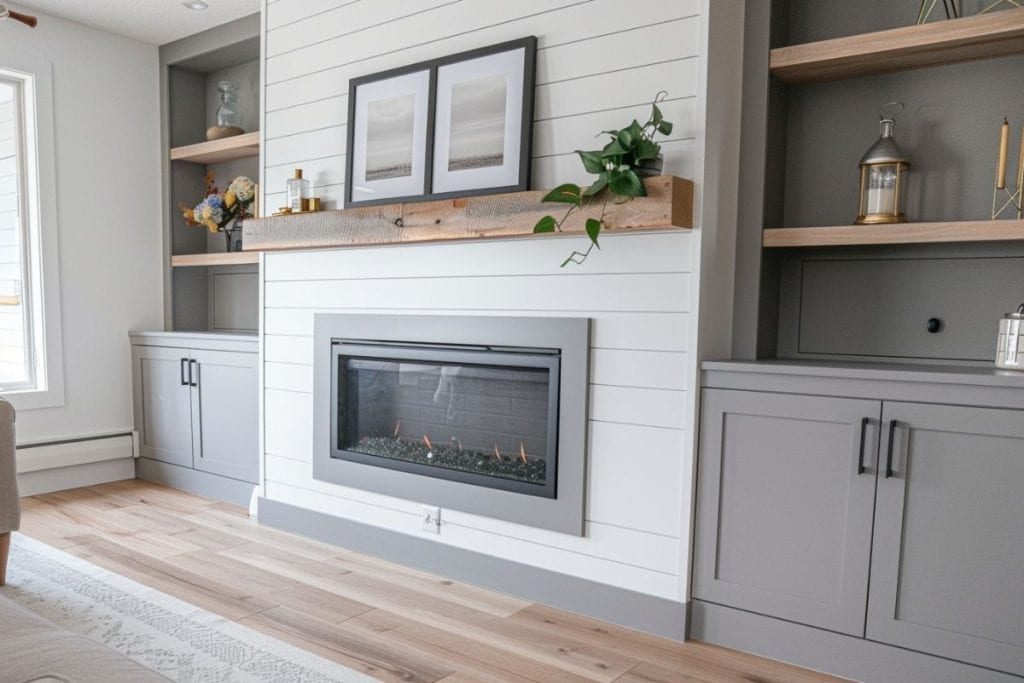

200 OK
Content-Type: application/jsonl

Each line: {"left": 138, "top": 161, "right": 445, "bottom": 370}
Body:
{"left": 533, "top": 92, "right": 673, "bottom": 266}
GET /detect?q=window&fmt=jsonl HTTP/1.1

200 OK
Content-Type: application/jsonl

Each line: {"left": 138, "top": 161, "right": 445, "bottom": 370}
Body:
{"left": 0, "top": 59, "right": 63, "bottom": 408}
{"left": 0, "top": 77, "right": 36, "bottom": 390}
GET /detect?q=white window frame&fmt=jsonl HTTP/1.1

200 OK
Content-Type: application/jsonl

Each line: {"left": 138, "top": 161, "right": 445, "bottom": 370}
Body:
{"left": 0, "top": 54, "right": 64, "bottom": 411}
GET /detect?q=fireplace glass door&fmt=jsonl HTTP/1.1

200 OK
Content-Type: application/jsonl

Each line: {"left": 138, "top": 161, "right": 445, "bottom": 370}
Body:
{"left": 331, "top": 342, "right": 559, "bottom": 498}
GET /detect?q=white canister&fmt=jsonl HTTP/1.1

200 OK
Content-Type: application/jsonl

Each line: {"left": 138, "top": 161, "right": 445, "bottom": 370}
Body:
{"left": 996, "top": 304, "right": 1024, "bottom": 370}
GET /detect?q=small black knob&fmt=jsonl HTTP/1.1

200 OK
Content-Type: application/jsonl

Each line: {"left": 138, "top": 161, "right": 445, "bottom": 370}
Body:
{"left": 927, "top": 318, "right": 942, "bottom": 333}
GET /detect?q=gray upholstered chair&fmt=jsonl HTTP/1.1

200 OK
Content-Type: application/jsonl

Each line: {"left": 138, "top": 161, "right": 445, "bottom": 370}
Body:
{"left": 0, "top": 397, "right": 17, "bottom": 586}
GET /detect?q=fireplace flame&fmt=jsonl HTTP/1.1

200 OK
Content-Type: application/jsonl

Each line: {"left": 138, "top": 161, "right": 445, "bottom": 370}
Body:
{"left": 423, "top": 435, "right": 433, "bottom": 451}
{"left": 519, "top": 442, "right": 529, "bottom": 464}
{"left": 493, "top": 444, "right": 503, "bottom": 462}
{"left": 393, "top": 421, "right": 401, "bottom": 438}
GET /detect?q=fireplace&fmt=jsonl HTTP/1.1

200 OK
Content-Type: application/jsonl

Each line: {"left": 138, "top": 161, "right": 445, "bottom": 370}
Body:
{"left": 332, "top": 342, "right": 559, "bottom": 498}
{"left": 313, "top": 314, "right": 589, "bottom": 535}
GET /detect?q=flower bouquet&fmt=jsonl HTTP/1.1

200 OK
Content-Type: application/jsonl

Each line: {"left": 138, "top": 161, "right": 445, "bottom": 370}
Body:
{"left": 179, "top": 173, "right": 256, "bottom": 251}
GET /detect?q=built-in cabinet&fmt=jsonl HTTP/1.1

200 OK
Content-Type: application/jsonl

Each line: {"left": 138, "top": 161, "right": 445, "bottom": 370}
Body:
{"left": 693, "top": 363, "right": 1024, "bottom": 682}
{"left": 131, "top": 332, "right": 258, "bottom": 505}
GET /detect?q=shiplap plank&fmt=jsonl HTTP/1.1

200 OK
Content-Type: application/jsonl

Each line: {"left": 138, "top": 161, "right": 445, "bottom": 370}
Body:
{"left": 265, "top": 3, "right": 696, "bottom": 112}
{"left": 264, "top": 481, "right": 682, "bottom": 599}
{"left": 267, "top": 140, "right": 701, "bottom": 209}
{"left": 265, "top": 58, "right": 698, "bottom": 147}
{"left": 265, "top": 415, "right": 686, "bottom": 539}
{"left": 587, "top": 421, "right": 685, "bottom": 537}
{"left": 534, "top": 58, "right": 699, "bottom": 120}
{"left": 264, "top": 347, "right": 685, "bottom": 396}
{"left": 263, "top": 97, "right": 695, "bottom": 172}
{"left": 266, "top": 0, "right": 358, "bottom": 30}
{"left": 265, "top": 310, "right": 690, "bottom": 353}
{"left": 263, "top": 454, "right": 680, "bottom": 573}
{"left": 267, "top": 0, "right": 583, "bottom": 85}
{"left": 264, "top": 273, "right": 690, "bottom": 313}
{"left": 264, "top": 232, "right": 690, "bottom": 280}
{"left": 591, "top": 385, "right": 686, "bottom": 430}
{"left": 268, "top": 0, "right": 457, "bottom": 56}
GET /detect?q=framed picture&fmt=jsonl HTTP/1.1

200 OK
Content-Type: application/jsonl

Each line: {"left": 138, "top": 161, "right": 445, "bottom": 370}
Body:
{"left": 430, "top": 37, "right": 536, "bottom": 198}
{"left": 345, "top": 68, "right": 432, "bottom": 207}
{"left": 344, "top": 37, "right": 536, "bottom": 208}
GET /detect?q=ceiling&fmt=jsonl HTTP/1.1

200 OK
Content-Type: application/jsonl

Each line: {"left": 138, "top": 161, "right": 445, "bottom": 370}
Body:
{"left": 11, "top": 0, "right": 260, "bottom": 45}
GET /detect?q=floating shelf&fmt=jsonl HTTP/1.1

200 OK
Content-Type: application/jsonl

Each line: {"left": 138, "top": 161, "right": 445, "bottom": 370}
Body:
{"left": 170, "top": 131, "right": 260, "bottom": 164}
{"left": 771, "top": 8, "right": 1024, "bottom": 84}
{"left": 763, "top": 220, "right": 1024, "bottom": 248}
{"left": 243, "top": 175, "right": 694, "bottom": 252}
{"left": 171, "top": 252, "right": 260, "bottom": 267}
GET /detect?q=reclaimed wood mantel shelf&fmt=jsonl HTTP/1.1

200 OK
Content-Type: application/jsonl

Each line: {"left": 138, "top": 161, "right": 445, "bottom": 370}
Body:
{"left": 242, "top": 175, "right": 693, "bottom": 252}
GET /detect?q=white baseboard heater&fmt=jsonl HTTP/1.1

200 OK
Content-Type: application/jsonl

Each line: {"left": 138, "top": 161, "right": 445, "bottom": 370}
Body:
{"left": 16, "top": 432, "right": 137, "bottom": 474}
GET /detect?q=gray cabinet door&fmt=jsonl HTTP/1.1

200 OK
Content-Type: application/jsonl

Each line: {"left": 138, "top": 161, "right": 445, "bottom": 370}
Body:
{"left": 133, "top": 346, "right": 194, "bottom": 468}
{"left": 868, "top": 402, "right": 1024, "bottom": 676}
{"left": 190, "top": 348, "right": 258, "bottom": 483}
{"left": 693, "top": 389, "right": 881, "bottom": 636}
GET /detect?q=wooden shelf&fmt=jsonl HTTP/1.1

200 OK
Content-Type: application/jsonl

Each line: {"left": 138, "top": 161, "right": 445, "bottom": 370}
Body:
{"left": 170, "top": 131, "right": 260, "bottom": 164}
{"left": 242, "top": 176, "right": 694, "bottom": 252}
{"left": 770, "top": 8, "right": 1024, "bottom": 84}
{"left": 763, "top": 220, "right": 1024, "bottom": 248}
{"left": 171, "top": 252, "right": 260, "bottom": 267}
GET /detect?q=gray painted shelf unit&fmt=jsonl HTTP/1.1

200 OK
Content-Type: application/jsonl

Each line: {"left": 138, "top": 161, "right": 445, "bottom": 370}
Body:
{"left": 131, "top": 332, "right": 258, "bottom": 506}
{"left": 692, "top": 361, "right": 1024, "bottom": 683}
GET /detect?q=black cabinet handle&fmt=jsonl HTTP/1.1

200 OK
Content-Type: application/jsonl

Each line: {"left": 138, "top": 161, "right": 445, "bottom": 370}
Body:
{"left": 189, "top": 359, "right": 198, "bottom": 387}
{"left": 180, "top": 358, "right": 189, "bottom": 386}
{"left": 857, "top": 417, "right": 869, "bottom": 474}
{"left": 885, "top": 419, "right": 898, "bottom": 478}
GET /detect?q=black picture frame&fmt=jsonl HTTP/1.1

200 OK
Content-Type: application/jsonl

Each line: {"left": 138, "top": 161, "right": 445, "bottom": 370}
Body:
{"left": 344, "top": 36, "right": 536, "bottom": 209}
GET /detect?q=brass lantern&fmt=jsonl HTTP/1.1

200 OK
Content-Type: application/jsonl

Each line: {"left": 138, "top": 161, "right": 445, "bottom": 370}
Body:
{"left": 856, "top": 102, "right": 911, "bottom": 225}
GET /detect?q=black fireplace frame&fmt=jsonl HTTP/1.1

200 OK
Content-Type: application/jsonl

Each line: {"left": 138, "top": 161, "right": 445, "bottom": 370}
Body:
{"left": 331, "top": 341, "right": 560, "bottom": 498}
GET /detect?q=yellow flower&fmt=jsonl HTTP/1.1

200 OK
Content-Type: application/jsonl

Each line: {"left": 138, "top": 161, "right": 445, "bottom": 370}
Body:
{"left": 224, "top": 191, "right": 237, "bottom": 208}
{"left": 204, "top": 220, "right": 218, "bottom": 233}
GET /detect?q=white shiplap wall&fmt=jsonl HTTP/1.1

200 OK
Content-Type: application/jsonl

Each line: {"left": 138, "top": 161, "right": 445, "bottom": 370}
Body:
{"left": 260, "top": 0, "right": 713, "bottom": 602}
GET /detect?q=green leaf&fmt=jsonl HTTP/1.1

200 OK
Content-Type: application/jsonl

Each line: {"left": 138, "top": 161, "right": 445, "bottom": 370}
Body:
{"left": 651, "top": 104, "right": 663, "bottom": 126}
{"left": 617, "top": 129, "right": 633, "bottom": 149}
{"left": 608, "top": 168, "right": 646, "bottom": 197}
{"left": 542, "top": 183, "right": 582, "bottom": 205}
{"left": 657, "top": 121, "right": 673, "bottom": 136}
{"left": 534, "top": 215, "right": 557, "bottom": 233}
{"left": 635, "top": 138, "right": 660, "bottom": 161}
{"left": 583, "top": 173, "right": 608, "bottom": 197}
{"left": 585, "top": 218, "right": 602, "bottom": 248}
{"left": 577, "top": 150, "right": 604, "bottom": 174}
{"left": 601, "top": 139, "right": 627, "bottom": 157}
{"left": 628, "top": 119, "right": 644, "bottom": 140}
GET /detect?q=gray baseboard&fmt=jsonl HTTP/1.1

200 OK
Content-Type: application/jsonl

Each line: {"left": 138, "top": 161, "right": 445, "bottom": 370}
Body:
{"left": 690, "top": 600, "right": 1021, "bottom": 683}
{"left": 18, "top": 458, "right": 135, "bottom": 497}
{"left": 257, "top": 497, "right": 686, "bottom": 641}
{"left": 136, "top": 458, "right": 256, "bottom": 507}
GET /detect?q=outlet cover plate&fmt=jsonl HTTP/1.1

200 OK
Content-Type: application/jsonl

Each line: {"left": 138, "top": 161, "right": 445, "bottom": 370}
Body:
{"left": 421, "top": 505, "right": 441, "bottom": 533}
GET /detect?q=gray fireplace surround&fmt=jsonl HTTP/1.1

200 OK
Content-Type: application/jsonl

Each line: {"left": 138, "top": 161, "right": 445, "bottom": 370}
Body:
{"left": 312, "top": 313, "right": 590, "bottom": 535}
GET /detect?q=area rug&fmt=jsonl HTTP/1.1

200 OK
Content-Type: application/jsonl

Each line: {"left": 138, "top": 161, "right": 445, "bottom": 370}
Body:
{"left": 1, "top": 533, "right": 375, "bottom": 682}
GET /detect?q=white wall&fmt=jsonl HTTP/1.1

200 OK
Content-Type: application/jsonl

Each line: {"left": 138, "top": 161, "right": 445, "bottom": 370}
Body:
{"left": 0, "top": 5, "right": 163, "bottom": 444}
{"left": 258, "top": 0, "right": 735, "bottom": 603}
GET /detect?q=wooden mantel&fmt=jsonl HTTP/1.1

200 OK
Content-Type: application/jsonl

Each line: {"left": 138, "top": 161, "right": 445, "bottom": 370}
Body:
{"left": 243, "top": 176, "right": 693, "bottom": 252}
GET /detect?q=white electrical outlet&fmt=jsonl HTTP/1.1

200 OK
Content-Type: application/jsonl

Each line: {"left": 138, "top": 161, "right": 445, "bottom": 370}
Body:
{"left": 421, "top": 505, "right": 441, "bottom": 533}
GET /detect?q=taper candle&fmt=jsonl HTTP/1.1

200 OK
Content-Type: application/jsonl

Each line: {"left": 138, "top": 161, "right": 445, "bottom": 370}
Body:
{"left": 997, "top": 118, "right": 1010, "bottom": 190}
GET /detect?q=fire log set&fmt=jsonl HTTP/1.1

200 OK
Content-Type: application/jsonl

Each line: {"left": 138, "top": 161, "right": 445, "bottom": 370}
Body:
{"left": 351, "top": 424, "right": 546, "bottom": 484}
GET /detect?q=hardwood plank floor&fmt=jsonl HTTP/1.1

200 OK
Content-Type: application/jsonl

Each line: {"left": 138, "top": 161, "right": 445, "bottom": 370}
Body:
{"left": 17, "top": 480, "right": 847, "bottom": 682}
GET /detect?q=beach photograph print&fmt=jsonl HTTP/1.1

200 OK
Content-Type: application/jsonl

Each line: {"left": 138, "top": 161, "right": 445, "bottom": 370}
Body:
{"left": 447, "top": 74, "right": 507, "bottom": 172}
{"left": 365, "top": 93, "right": 415, "bottom": 181}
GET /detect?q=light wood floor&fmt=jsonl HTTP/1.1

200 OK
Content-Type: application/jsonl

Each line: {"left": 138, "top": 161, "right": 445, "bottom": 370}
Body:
{"left": 18, "top": 480, "right": 845, "bottom": 683}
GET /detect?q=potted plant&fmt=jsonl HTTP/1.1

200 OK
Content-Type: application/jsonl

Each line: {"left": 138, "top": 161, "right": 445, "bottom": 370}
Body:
{"left": 534, "top": 91, "right": 674, "bottom": 265}
{"left": 179, "top": 173, "right": 257, "bottom": 252}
